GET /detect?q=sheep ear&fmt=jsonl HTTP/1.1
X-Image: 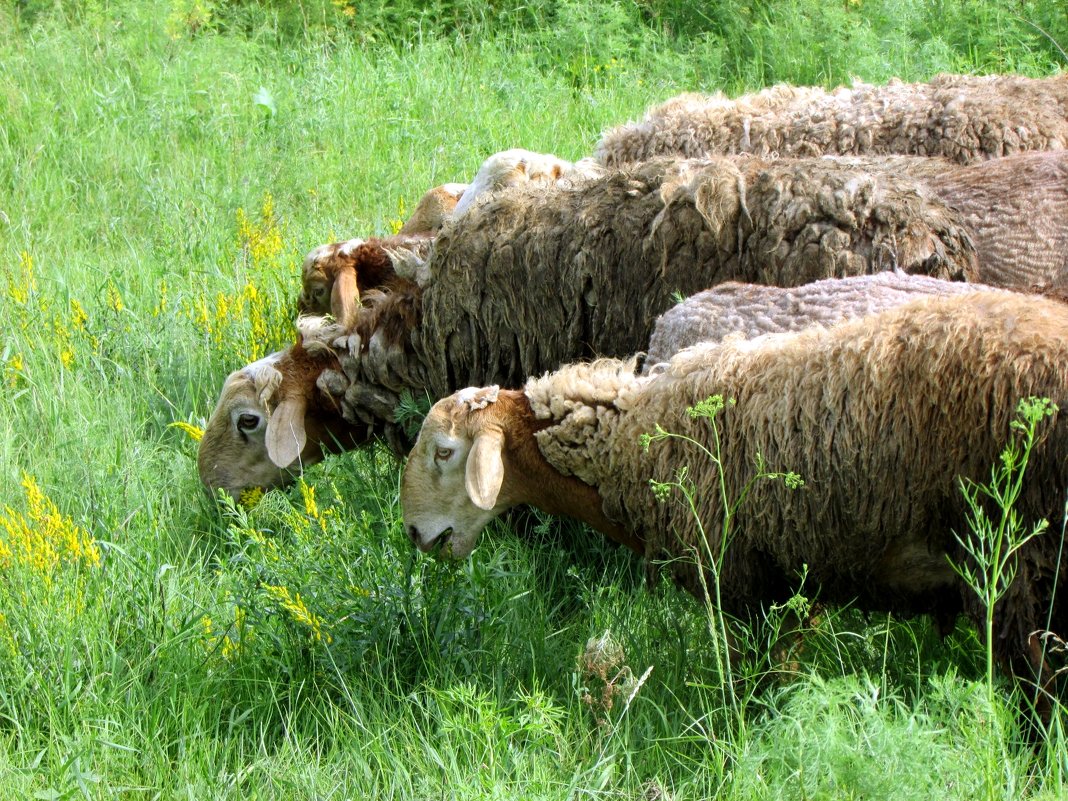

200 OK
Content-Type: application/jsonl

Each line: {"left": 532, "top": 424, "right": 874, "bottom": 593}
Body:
{"left": 330, "top": 265, "right": 359, "bottom": 329}
{"left": 465, "top": 429, "right": 505, "bottom": 511}
{"left": 266, "top": 394, "right": 308, "bottom": 468}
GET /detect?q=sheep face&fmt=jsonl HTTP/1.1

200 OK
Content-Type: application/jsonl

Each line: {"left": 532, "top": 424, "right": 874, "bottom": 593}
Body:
{"left": 401, "top": 386, "right": 511, "bottom": 559}
{"left": 197, "top": 348, "right": 360, "bottom": 502}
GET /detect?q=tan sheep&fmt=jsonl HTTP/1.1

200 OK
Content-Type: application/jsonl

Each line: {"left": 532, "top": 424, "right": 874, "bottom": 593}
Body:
{"left": 401, "top": 289, "right": 1068, "bottom": 694}
{"left": 397, "top": 183, "right": 467, "bottom": 235}
{"left": 595, "top": 73, "right": 1068, "bottom": 167}
{"left": 197, "top": 336, "right": 363, "bottom": 501}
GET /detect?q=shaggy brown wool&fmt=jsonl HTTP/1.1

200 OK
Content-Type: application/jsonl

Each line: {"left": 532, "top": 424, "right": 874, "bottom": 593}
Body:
{"left": 524, "top": 291, "right": 1068, "bottom": 679}
{"left": 328, "top": 156, "right": 977, "bottom": 443}
{"left": 596, "top": 73, "right": 1068, "bottom": 167}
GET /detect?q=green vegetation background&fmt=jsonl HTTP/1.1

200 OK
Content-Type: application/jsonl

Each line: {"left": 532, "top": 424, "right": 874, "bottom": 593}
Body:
{"left": 1, "top": 0, "right": 1067, "bottom": 797}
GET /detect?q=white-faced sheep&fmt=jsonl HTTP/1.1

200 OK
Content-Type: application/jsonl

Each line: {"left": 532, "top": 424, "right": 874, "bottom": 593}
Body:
{"left": 595, "top": 72, "right": 1068, "bottom": 167}
{"left": 401, "top": 290, "right": 1068, "bottom": 695}
{"left": 642, "top": 271, "right": 1002, "bottom": 369}
{"left": 197, "top": 335, "right": 365, "bottom": 501}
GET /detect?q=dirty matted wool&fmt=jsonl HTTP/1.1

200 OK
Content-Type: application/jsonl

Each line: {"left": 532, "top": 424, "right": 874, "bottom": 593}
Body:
{"left": 596, "top": 73, "right": 1068, "bottom": 167}
{"left": 526, "top": 290, "right": 1068, "bottom": 673}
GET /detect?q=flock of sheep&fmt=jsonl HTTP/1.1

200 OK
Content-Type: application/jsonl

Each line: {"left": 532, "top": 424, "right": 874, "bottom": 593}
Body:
{"left": 197, "top": 72, "right": 1068, "bottom": 706}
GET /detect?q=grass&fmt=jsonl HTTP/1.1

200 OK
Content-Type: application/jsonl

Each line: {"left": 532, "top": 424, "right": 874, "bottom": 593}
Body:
{"left": 1, "top": 0, "right": 1068, "bottom": 797}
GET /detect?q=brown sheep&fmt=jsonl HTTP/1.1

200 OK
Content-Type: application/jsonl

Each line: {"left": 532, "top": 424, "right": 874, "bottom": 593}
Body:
{"left": 197, "top": 334, "right": 364, "bottom": 501}
{"left": 397, "top": 183, "right": 467, "bottom": 235}
{"left": 401, "top": 290, "right": 1068, "bottom": 700}
{"left": 297, "top": 234, "right": 434, "bottom": 329}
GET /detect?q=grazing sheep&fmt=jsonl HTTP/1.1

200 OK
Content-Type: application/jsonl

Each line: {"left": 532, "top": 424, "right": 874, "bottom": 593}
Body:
{"left": 401, "top": 290, "right": 1068, "bottom": 692}
{"left": 643, "top": 271, "right": 1000, "bottom": 369}
{"left": 197, "top": 335, "right": 364, "bottom": 501}
{"left": 398, "top": 183, "right": 467, "bottom": 235}
{"left": 200, "top": 153, "right": 984, "bottom": 498}
{"left": 297, "top": 234, "right": 435, "bottom": 329}
{"left": 327, "top": 155, "right": 976, "bottom": 436}
{"left": 595, "top": 73, "right": 1068, "bottom": 167}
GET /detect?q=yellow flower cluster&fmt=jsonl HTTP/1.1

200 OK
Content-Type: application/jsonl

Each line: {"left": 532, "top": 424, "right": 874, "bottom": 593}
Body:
{"left": 388, "top": 196, "right": 408, "bottom": 235}
{"left": 331, "top": 0, "right": 357, "bottom": 18}
{"left": 0, "top": 474, "right": 101, "bottom": 586}
{"left": 6, "top": 251, "right": 37, "bottom": 306}
{"left": 169, "top": 420, "right": 205, "bottom": 442}
{"left": 4, "top": 354, "right": 23, "bottom": 388}
{"left": 184, "top": 193, "right": 293, "bottom": 362}
{"left": 237, "top": 193, "right": 285, "bottom": 271}
{"left": 200, "top": 602, "right": 250, "bottom": 662}
{"left": 261, "top": 583, "right": 332, "bottom": 643}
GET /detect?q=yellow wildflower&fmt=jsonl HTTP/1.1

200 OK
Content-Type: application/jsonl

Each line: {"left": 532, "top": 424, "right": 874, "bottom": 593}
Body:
{"left": 107, "top": 283, "right": 125, "bottom": 313}
{"left": 262, "top": 584, "right": 331, "bottom": 643}
{"left": 169, "top": 421, "right": 205, "bottom": 442}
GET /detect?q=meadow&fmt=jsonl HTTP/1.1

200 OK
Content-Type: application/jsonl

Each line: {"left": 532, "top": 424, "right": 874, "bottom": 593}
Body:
{"left": 2, "top": 0, "right": 1068, "bottom": 797}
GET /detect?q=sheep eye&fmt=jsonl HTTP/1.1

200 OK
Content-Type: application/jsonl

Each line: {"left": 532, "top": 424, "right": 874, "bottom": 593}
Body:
{"left": 237, "top": 413, "right": 261, "bottom": 432}
{"left": 434, "top": 446, "right": 453, "bottom": 461}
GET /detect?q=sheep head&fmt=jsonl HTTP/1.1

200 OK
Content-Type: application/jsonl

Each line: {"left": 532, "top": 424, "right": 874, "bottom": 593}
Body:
{"left": 197, "top": 344, "right": 364, "bottom": 502}
{"left": 298, "top": 236, "right": 432, "bottom": 328}
{"left": 401, "top": 385, "right": 523, "bottom": 559}
{"left": 398, "top": 183, "right": 467, "bottom": 235}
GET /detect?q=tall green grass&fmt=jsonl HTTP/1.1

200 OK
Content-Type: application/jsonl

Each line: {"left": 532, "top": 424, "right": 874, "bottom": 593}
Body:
{"left": 1, "top": 0, "right": 1067, "bottom": 796}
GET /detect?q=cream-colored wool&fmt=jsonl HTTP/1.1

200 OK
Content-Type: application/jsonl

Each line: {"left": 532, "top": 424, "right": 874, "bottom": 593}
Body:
{"left": 596, "top": 73, "right": 1068, "bottom": 167}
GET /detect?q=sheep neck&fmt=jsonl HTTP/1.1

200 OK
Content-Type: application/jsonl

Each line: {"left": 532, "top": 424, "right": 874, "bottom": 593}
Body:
{"left": 499, "top": 391, "right": 643, "bottom": 555}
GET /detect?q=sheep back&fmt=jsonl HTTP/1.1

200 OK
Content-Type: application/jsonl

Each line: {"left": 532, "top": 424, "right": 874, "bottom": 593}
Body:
{"left": 596, "top": 73, "right": 1068, "bottom": 167}
{"left": 643, "top": 272, "right": 998, "bottom": 369}
{"left": 406, "top": 156, "right": 975, "bottom": 399}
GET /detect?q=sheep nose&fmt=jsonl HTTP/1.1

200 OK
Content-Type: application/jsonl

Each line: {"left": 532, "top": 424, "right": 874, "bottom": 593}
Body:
{"left": 407, "top": 524, "right": 421, "bottom": 546}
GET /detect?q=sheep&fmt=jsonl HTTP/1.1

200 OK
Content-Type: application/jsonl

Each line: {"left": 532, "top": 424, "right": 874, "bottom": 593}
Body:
{"left": 450, "top": 148, "right": 604, "bottom": 218}
{"left": 200, "top": 153, "right": 985, "bottom": 498}
{"left": 400, "top": 290, "right": 1068, "bottom": 694}
{"left": 297, "top": 233, "right": 435, "bottom": 329}
{"left": 595, "top": 72, "right": 1068, "bottom": 167}
{"left": 197, "top": 334, "right": 364, "bottom": 501}
{"left": 397, "top": 183, "right": 468, "bottom": 235}
{"left": 643, "top": 271, "right": 1002, "bottom": 369}
{"left": 905, "top": 149, "right": 1068, "bottom": 291}
{"left": 327, "top": 155, "right": 977, "bottom": 436}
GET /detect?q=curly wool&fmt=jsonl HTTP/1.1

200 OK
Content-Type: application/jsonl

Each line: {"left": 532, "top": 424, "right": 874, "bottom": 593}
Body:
{"left": 643, "top": 272, "right": 1002, "bottom": 369}
{"left": 326, "top": 155, "right": 977, "bottom": 443}
{"left": 596, "top": 73, "right": 1068, "bottom": 167}
{"left": 525, "top": 290, "right": 1068, "bottom": 670}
